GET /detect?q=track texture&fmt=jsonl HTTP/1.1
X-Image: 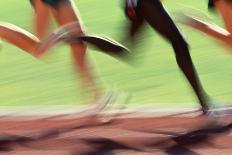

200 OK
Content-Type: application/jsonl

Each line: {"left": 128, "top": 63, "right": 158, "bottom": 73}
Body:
{"left": 0, "top": 112, "right": 231, "bottom": 155}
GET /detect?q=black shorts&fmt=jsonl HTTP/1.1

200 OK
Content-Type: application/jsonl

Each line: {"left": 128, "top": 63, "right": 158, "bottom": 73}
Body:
{"left": 30, "top": 0, "right": 71, "bottom": 9}
{"left": 208, "top": 0, "right": 215, "bottom": 9}
{"left": 208, "top": 0, "right": 232, "bottom": 10}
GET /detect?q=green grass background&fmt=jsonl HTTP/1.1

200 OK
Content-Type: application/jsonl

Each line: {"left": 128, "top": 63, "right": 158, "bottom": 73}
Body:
{"left": 0, "top": 0, "right": 231, "bottom": 107}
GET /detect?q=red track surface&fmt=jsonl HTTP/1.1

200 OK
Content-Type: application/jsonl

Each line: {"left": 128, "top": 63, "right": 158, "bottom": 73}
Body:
{"left": 0, "top": 112, "right": 231, "bottom": 155}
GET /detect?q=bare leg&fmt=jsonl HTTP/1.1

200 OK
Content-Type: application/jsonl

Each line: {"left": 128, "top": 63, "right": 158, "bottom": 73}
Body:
{"left": 180, "top": 0, "right": 232, "bottom": 51}
{"left": 216, "top": 0, "right": 232, "bottom": 34}
{"left": 0, "top": 0, "right": 51, "bottom": 55}
{"left": 51, "top": 1, "right": 101, "bottom": 100}
{"left": 181, "top": 16, "right": 230, "bottom": 43}
{"left": 33, "top": 0, "right": 51, "bottom": 38}
{"left": 0, "top": 22, "right": 39, "bottom": 53}
{"left": 139, "top": 0, "right": 210, "bottom": 112}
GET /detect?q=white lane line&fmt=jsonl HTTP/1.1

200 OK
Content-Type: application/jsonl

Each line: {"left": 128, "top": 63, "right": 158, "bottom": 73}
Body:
{"left": 0, "top": 104, "right": 231, "bottom": 116}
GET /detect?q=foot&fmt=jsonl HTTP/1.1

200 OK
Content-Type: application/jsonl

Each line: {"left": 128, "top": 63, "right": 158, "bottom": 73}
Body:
{"left": 204, "top": 107, "right": 232, "bottom": 127}
{"left": 177, "top": 13, "right": 210, "bottom": 29}
{"left": 78, "top": 35, "right": 131, "bottom": 64}
{"left": 89, "top": 91, "right": 115, "bottom": 116}
{"left": 90, "top": 90, "right": 130, "bottom": 123}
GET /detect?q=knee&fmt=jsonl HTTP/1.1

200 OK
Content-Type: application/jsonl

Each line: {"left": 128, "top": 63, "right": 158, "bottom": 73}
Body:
{"left": 64, "top": 22, "right": 85, "bottom": 37}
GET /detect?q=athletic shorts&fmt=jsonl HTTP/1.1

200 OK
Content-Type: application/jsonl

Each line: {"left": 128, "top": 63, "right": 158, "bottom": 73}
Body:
{"left": 30, "top": 0, "right": 71, "bottom": 9}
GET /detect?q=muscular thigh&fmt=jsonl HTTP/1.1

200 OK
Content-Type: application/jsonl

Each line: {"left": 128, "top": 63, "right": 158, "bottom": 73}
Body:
{"left": 138, "top": 0, "right": 186, "bottom": 43}
{"left": 215, "top": 0, "right": 232, "bottom": 34}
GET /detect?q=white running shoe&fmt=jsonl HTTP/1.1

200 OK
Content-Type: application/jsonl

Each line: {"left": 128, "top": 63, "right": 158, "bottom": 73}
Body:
{"left": 88, "top": 90, "right": 130, "bottom": 123}
{"left": 205, "top": 107, "right": 232, "bottom": 127}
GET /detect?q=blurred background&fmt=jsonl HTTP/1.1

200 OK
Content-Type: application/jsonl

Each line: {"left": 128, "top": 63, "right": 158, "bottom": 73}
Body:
{"left": 0, "top": 0, "right": 231, "bottom": 108}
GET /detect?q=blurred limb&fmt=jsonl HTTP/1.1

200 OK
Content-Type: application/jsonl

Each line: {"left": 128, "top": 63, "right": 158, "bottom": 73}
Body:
{"left": 180, "top": 15, "right": 232, "bottom": 46}
{"left": 50, "top": 0, "right": 85, "bottom": 35}
{"left": 37, "top": 1, "right": 130, "bottom": 59}
{"left": 123, "top": 0, "right": 145, "bottom": 47}
{"left": 32, "top": 1, "right": 130, "bottom": 105}
{"left": 50, "top": 1, "right": 101, "bottom": 101}
{"left": 35, "top": 22, "right": 130, "bottom": 62}
{"left": 208, "top": 0, "right": 215, "bottom": 11}
{"left": 179, "top": 0, "right": 232, "bottom": 51}
{"left": 216, "top": 0, "right": 232, "bottom": 34}
{"left": 0, "top": 22, "right": 40, "bottom": 54}
{"left": 0, "top": 0, "right": 51, "bottom": 56}
{"left": 129, "top": 19, "right": 145, "bottom": 39}
{"left": 33, "top": 22, "right": 82, "bottom": 57}
{"left": 32, "top": 0, "right": 52, "bottom": 39}
{"left": 124, "top": 18, "right": 145, "bottom": 48}
{"left": 137, "top": 0, "right": 210, "bottom": 112}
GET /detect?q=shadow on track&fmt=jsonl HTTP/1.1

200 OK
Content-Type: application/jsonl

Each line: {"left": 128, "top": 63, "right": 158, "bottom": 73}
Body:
{"left": 79, "top": 138, "right": 142, "bottom": 155}
{"left": 145, "top": 123, "right": 232, "bottom": 155}
{"left": 0, "top": 116, "right": 114, "bottom": 152}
